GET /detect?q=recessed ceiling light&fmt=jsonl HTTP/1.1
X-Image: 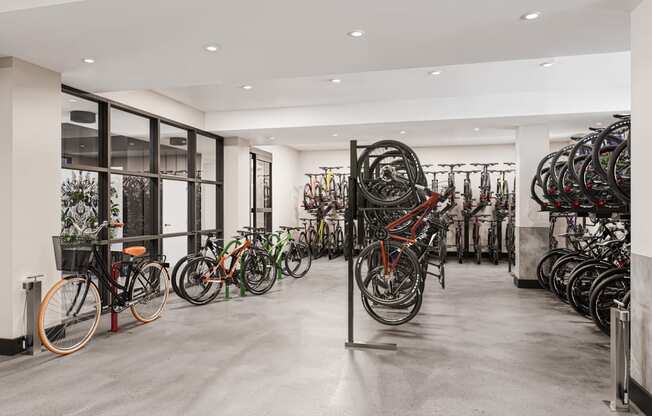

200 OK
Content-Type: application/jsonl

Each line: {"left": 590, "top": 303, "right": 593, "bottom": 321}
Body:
{"left": 540, "top": 62, "right": 554, "bottom": 68}
{"left": 429, "top": 70, "right": 442, "bottom": 76}
{"left": 596, "top": 122, "right": 603, "bottom": 126}
{"left": 268, "top": 136, "right": 275, "bottom": 141}
{"left": 474, "top": 127, "right": 481, "bottom": 132}
{"left": 204, "top": 44, "right": 220, "bottom": 52}
{"left": 241, "top": 85, "right": 253, "bottom": 90}
{"left": 82, "top": 58, "right": 95, "bottom": 64}
{"left": 332, "top": 133, "right": 339, "bottom": 137}
{"left": 330, "top": 78, "right": 342, "bottom": 84}
{"left": 69, "top": 98, "right": 78, "bottom": 103}
{"left": 400, "top": 130, "right": 407, "bottom": 135}
{"left": 521, "top": 12, "right": 541, "bottom": 21}
{"left": 347, "top": 30, "right": 365, "bottom": 38}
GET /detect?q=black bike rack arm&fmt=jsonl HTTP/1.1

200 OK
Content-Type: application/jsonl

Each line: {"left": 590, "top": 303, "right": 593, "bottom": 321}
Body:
{"left": 344, "top": 139, "right": 397, "bottom": 351}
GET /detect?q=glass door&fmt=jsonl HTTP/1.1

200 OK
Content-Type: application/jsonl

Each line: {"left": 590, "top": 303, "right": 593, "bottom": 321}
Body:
{"left": 250, "top": 151, "right": 272, "bottom": 231}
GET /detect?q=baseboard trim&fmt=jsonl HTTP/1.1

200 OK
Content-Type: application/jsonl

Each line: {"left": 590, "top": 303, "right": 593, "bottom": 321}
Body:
{"left": 512, "top": 276, "right": 543, "bottom": 289}
{"left": 631, "top": 378, "right": 652, "bottom": 416}
{"left": 0, "top": 336, "right": 25, "bottom": 356}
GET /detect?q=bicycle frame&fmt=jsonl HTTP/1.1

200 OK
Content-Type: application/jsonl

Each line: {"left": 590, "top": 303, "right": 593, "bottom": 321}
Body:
{"left": 377, "top": 192, "right": 441, "bottom": 273}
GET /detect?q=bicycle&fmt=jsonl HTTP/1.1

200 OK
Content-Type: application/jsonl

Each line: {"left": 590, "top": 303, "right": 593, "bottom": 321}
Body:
{"left": 266, "top": 226, "right": 312, "bottom": 278}
{"left": 328, "top": 218, "right": 346, "bottom": 260}
{"left": 452, "top": 217, "right": 465, "bottom": 264}
{"left": 171, "top": 234, "right": 222, "bottom": 298}
{"left": 39, "top": 221, "right": 170, "bottom": 355}
{"left": 303, "top": 173, "right": 323, "bottom": 210}
{"left": 471, "top": 214, "right": 491, "bottom": 264}
{"left": 179, "top": 233, "right": 276, "bottom": 305}
{"left": 470, "top": 163, "right": 498, "bottom": 204}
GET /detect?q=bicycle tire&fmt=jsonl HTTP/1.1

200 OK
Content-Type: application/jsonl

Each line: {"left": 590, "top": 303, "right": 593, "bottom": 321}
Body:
{"left": 285, "top": 241, "right": 312, "bottom": 278}
{"left": 38, "top": 276, "right": 101, "bottom": 355}
{"left": 129, "top": 261, "right": 170, "bottom": 322}
{"left": 589, "top": 270, "right": 629, "bottom": 335}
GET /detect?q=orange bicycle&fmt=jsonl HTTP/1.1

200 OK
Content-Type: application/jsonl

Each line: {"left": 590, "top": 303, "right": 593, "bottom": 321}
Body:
{"left": 355, "top": 189, "right": 441, "bottom": 306}
{"left": 178, "top": 233, "right": 276, "bottom": 305}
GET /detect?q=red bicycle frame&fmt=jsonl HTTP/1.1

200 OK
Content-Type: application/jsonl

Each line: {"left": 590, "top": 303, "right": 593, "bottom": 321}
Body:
{"left": 378, "top": 191, "right": 441, "bottom": 273}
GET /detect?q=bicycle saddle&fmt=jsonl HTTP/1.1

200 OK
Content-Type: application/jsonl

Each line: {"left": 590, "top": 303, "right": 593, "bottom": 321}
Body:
{"left": 123, "top": 246, "right": 146, "bottom": 257}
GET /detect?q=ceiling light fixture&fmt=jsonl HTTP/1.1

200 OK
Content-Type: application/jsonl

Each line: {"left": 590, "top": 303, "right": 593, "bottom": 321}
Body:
{"left": 332, "top": 133, "right": 339, "bottom": 137}
{"left": 268, "top": 136, "right": 275, "bottom": 141}
{"left": 540, "top": 62, "right": 554, "bottom": 68}
{"left": 82, "top": 58, "right": 95, "bottom": 64}
{"left": 596, "top": 122, "right": 604, "bottom": 126}
{"left": 521, "top": 11, "right": 541, "bottom": 21}
{"left": 474, "top": 127, "right": 481, "bottom": 132}
{"left": 347, "top": 30, "right": 365, "bottom": 38}
{"left": 330, "top": 78, "right": 342, "bottom": 84}
{"left": 400, "top": 130, "right": 407, "bottom": 135}
{"left": 204, "top": 44, "right": 220, "bottom": 52}
{"left": 429, "top": 70, "right": 442, "bottom": 76}
{"left": 69, "top": 98, "right": 78, "bottom": 103}
{"left": 241, "top": 85, "right": 253, "bottom": 90}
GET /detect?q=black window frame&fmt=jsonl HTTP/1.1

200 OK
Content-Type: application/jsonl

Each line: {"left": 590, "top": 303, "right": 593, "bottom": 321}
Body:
{"left": 61, "top": 84, "right": 224, "bottom": 300}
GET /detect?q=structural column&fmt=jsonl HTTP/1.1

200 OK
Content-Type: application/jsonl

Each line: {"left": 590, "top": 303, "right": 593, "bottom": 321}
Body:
{"left": 630, "top": 1, "right": 652, "bottom": 410}
{"left": 223, "top": 137, "right": 251, "bottom": 239}
{"left": 0, "top": 58, "right": 61, "bottom": 354}
{"left": 513, "top": 125, "right": 549, "bottom": 288}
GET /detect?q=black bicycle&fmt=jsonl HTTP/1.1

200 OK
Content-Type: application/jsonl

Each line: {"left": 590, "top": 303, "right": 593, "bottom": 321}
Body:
{"left": 39, "top": 221, "right": 170, "bottom": 355}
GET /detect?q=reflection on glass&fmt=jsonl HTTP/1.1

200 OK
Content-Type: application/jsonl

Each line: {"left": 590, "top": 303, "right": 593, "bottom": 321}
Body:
{"left": 162, "top": 180, "right": 188, "bottom": 234}
{"left": 162, "top": 236, "right": 188, "bottom": 271}
{"left": 110, "top": 174, "right": 154, "bottom": 237}
{"left": 196, "top": 134, "right": 217, "bottom": 181}
{"left": 110, "top": 108, "right": 151, "bottom": 173}
{"left": 255, "top": 160, "right": 272, "bottom": 209}
{"left": 160, "top": 124, "right": 188, "bottom": 177}
{"left": 196, "top": 184, "right": 216, "bottom": 231}
{"left": 60, "top": 170, "right": 100, "bottom": 237}
{"left": 61, "top": 93, "right": 99, "bottom": 167}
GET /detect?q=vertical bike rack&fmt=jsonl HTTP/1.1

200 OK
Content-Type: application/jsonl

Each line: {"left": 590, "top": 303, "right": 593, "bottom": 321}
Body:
{"left": 610, "top": 306, "right": 631, "bottom": 412}
{"left": 344, "top": 140, "right": 397, "bottom": 351}
{"left": 22, "top": 275, "right": 43, "bottom": 355}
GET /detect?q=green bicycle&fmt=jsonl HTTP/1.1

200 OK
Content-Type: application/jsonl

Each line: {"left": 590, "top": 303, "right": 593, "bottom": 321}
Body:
{"left": 265, "top": 226, "right": 312, "bottom": 278}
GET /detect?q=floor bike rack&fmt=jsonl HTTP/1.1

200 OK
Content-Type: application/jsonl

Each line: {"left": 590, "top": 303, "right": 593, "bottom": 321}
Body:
{"left": 344, "top": 140, "right": 397, "bottom": 351}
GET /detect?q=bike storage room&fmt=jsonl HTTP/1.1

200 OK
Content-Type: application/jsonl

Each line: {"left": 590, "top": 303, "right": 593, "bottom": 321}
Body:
{"left": 0, "top": 2, "right": 650, "bottom": 415}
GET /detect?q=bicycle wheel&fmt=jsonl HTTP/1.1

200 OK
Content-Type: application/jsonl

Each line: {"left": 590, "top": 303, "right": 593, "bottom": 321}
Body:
{"left": 303, "top": 184, "right": 314, "bottom": 209}
{"left": 455, "top": 225, "right": 463, "bottom": 263}
{"left": 285, "top": 241, "right": 312, "bottom": 278}
{"left": 241, "top": 248, "right": 277, "bottom": 295}
{"left": 179, "top": 257, "right": 223, "bottom": 305}
{"left": 129, "top": 261, "right": 170, "bottom": 322}
{"left": 171, "top": 254, "right": 195, "bottom": 298}
{"left": 549, "top": 255, "right": 584, "bottom": 303}
{"left": 606, "top": 139, "right": 630, "bottom": 204}
{"left": 360, "top": 269, "right": 423, "bottom": 326}
{"left": 536, "top": 249, "right": 570, "bottom": 289}
{"left": 567, "top": 261, "right": 611, "bottom": 317}
{"left": 589, "top": 271, "right": 629, "bottom": 335}
{"left": 38, "top": 276, "right": 101, "bottom": 355}
{"left": 355, "top": 240, "right": 421, "bottom": 306}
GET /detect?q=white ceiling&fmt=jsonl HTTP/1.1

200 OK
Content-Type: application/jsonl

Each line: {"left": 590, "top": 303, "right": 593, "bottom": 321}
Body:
{"left": 227, "top": 112, "right": 622, "bottom": 151}
{"left": 0, "top": 0, "right": 639, "bottom": 93}
{"left": 159, "top": 52, "right": 630, "bottom": 112}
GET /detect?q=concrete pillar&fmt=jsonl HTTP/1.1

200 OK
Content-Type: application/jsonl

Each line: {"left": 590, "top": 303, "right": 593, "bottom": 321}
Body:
{"left": 630, "top": 1, "right": 652, "bottom": 407}
{"left": 513, "top": 125, "right": 550, "bottom": 288}
{"left": 0, "top": 58, "right": 61, "bottom": 353}
{"left": 223, "top": 137, "right": 251, "bottom": 240}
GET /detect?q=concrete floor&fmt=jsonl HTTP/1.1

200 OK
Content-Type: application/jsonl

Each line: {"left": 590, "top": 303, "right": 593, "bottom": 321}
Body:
{"left": 0, "top": 259, "right": 629, "bottom": 416}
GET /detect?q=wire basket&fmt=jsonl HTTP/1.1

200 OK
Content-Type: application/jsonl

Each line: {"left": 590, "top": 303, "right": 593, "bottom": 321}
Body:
{"left": 52, "top": 236, "right": 93, "bottom": 273}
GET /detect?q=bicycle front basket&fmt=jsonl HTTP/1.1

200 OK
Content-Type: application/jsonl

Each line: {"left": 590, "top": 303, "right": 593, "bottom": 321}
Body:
{"left": 52, "top": 236, "right": 93, "bottom": 274}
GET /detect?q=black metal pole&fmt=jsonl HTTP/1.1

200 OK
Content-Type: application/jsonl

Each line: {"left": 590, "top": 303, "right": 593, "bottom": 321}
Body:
{"left": 346, "top": 140, "right": 357, "bottom": 345}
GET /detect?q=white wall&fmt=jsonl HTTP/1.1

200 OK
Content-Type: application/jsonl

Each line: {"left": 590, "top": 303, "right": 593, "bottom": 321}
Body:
{"left": 0, "top": 58, "right": 61, "bottom": 340}
{"left": 631, "top": 0, "right": 652, "bottom": 398}
{"left": 632, "top": 2, "right": 652, "bottom": 259}
{"left": 99, "top": 90, "right": 205, "bottom": 130}
{"left": 257, "top": 145, "right": 301, "bottom": 228}
{"left": 223, "top": 138, "right": 251, "bottom": 240}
